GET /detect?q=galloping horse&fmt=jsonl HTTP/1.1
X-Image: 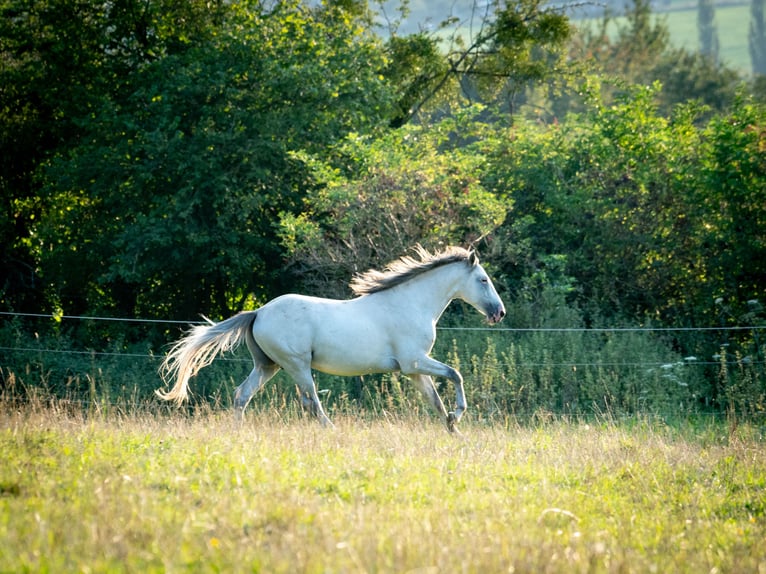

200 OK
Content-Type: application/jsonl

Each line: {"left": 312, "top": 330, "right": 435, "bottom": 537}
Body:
{"left": 157, "top": 246, "right": 505, "bottom": 432}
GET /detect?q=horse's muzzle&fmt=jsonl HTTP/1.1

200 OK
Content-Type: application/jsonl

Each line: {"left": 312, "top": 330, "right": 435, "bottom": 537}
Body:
{"left": 487, "top": 306, "right": 506, "bottom": 325}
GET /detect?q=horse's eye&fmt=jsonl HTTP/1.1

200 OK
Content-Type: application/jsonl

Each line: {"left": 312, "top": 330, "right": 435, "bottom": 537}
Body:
{"left": 480, "top": 277, "right": 489, "bottom": 284}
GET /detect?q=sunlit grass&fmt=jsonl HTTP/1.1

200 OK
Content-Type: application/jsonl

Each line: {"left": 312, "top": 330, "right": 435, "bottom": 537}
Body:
{"left": 1, "top": 403, "right": 765, "bottom": 572}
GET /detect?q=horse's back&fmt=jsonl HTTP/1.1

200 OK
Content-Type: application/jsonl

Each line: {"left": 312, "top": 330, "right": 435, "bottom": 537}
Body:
{"left": 251, "top": 293, "right": 398, "bottom": 375}
{"left": 256, "top": 293, "right": 351, "bottom": 323}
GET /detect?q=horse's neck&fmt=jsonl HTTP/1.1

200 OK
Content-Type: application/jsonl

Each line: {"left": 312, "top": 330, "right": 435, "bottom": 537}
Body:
{"left": 383, "top": 264, "right": 463, "bottom": 322}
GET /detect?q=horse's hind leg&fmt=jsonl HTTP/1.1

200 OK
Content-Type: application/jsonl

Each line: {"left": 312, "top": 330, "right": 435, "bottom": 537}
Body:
{"left": 285, "top": 367, "right": 334, "bottom": 429}
{"left": 234, "top": 363, "right": 280, "bottom": 420}
{"left": 298, "top": 390, "right": 318, "bottom": 414}
{"left": 234, "top": 336, "right": 280, "bottom": 420}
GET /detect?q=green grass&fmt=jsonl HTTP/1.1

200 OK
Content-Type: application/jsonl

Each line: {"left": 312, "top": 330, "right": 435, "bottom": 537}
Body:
{"left": 1, "top": 403, "right": 765, "bottom": 573}
{"left": 664, "top": 4, "right": 753, "bottom": 72}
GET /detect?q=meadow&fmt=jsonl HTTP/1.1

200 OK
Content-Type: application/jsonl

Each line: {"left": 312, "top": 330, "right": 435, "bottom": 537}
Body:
{"left": 574, "top": 2, "right": 753, "bottom": 72}
{"left": 1, "top": 402, "right": 765, "bottom": 573}
{"left": 663, "top": 4, "right": 753, "bottom": 71}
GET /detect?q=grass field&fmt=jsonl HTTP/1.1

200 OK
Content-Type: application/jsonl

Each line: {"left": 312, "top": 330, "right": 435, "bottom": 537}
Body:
{"left": 1, "top": 403, "right": 765, "bottom": 573}
{"left": 575, "top": 2, "right": 754, "bottom": 72}
{"left": 663, "top": 4, "right": 753, "bottom": 72}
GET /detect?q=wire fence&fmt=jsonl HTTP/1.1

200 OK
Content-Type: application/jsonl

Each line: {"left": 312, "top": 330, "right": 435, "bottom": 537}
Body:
{"left": 2, "top": 310, "right": 765, "bottom": 367}
{"left": 2, "top": 310, "right": 765, "bottom": 418}
{"left": 0, "top": 346, "right": 759, "bottom": 369}
{"left": 3, "top": 310, "right": 765, "bottom": 331}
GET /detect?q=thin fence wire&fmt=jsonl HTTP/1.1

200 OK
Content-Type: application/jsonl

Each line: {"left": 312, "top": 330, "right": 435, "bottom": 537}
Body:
{"left": 2, "top": 310, "right": 765, "bottom": 332}
{"left": 2, "top": 345, "right": 761, "bottom": 369}
{"left": 0, "top": 311, "right": 204, "bottom": 325}
{"left": 1, "top": 310, "right": 764, "bottom": 368}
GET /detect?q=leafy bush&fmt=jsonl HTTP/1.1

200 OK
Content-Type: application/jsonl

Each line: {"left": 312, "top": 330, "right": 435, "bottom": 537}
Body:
{"left": 279, "top": 115, "right": 508, "bottom": 297}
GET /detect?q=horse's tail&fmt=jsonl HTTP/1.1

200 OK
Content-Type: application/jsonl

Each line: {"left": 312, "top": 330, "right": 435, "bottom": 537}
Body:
{"left": 156, "top": 311, "right": 258, "bottom": 405}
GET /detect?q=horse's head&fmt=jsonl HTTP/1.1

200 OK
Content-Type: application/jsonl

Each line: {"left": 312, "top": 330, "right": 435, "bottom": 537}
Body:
{"left": 458, "top": 251, "right": 506, "bottom": 324}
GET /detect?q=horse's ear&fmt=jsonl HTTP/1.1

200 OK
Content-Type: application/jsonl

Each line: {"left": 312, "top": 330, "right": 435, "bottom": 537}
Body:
{"left": 468, "top": 250, "right": 479, "bottom": 266}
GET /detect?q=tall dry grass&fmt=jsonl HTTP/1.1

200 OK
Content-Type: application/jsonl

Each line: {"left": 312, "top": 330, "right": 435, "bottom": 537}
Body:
{"left": 1, "top": 400, "right": 765, "bottom": 573}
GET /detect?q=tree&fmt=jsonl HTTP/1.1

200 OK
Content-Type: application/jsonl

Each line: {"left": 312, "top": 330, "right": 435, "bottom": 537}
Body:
{"left": 698, "top": 0, "right": 719, "bottom": 63}
{"left": 0, "top": 0, "right": 228, "bottom": 313}
{"left": 478, "top": 79, "right": 766, "bottom": 330}
{"left": 380, "top": 0, "right": 573, "bottom": 124}
{"left": 384, "top": 32, "right": 449, "bottom": 127}
{"left": 652, "top": 49, "right": 741, "bottom": 117}
{"left": 571, "top": 0, "right": 740, "bottom": 117}
{"left": 695, "top": 94, "right": 766, "bottom": 318}
{"left": 32, "top": 1, "right": 394, "bottom": 327}
{"left": 751, "top": 0, "right": 766, "bottom": 75}
{"left": 1, "top": 0, "right": 109, "bottom": 312}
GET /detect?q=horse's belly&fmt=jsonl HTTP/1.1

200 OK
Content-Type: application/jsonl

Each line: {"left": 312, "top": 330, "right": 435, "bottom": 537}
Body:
{"left": 311, "top": 352, "right": 399, "bottom": 377}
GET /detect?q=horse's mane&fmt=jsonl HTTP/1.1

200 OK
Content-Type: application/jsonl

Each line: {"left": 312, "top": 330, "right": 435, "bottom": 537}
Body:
{"left": 350, "top": 245, "right": 474, "bottom": 296}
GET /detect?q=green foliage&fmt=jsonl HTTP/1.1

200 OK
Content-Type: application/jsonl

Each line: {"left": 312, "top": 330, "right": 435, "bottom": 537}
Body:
{"left": 686, "top": 94, "right": 766, "bottom": 335}
{"left": 30, "top": 1, "right": 394, "bottom": 325}
{"left": 382, "top": 0, "right": 573, "bottom": 123}
{"left": 383, "top": 32, "right": 448, "bottom": 127}
{"left": 599, "top": 0, "right": 671, "bottom": 80}
{"left": 0, "top": 0, "right": 229, "bottom": 311}
{"left": 279, "top": 112, "right": 508, "bottom": 296}
{"left": 651, "top": 49, "right": 741, "bottom": 116}
{"left": 477, "top": 82, "right": 766, "bottom": 332}
{"left": 448, "top": 0, "right": 573, "bottom": 116}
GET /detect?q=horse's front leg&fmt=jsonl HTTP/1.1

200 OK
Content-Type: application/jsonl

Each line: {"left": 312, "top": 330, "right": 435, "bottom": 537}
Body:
{"left": 454, "top": 380, "right": 467, "bottom": 423}
{"left": 409, "top": 374, "right": 449, "bottom": 422}
{"left": 447, "top": 373, "right": 466, "bottom": 431}
{"left": 407, "top": 357, "right": 466, "bottom": 432}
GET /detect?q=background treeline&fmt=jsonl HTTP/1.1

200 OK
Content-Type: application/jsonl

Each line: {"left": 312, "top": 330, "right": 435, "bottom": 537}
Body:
{"left": 1, "top": 0, "right": 764, "bottom": 418}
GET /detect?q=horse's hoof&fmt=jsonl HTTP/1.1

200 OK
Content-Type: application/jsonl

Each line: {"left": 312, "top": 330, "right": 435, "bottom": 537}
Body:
{"left": 321, "top": 418, "right": 336, "bottom": 430}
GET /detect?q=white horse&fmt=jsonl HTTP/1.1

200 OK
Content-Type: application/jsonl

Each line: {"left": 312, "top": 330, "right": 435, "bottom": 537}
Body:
{"left": 157, "top": 246, "right": 505, "bottom": 432}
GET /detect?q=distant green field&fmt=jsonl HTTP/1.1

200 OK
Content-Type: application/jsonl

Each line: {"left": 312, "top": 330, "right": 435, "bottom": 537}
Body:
{"left": 576, "top": 2, "right": 753, "bottom": 72}
{"left": 407, "top": 0, "right": 754, "bottom": 72}
{"left": 664, "top": 4, "right": 752, "bottom": 71}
